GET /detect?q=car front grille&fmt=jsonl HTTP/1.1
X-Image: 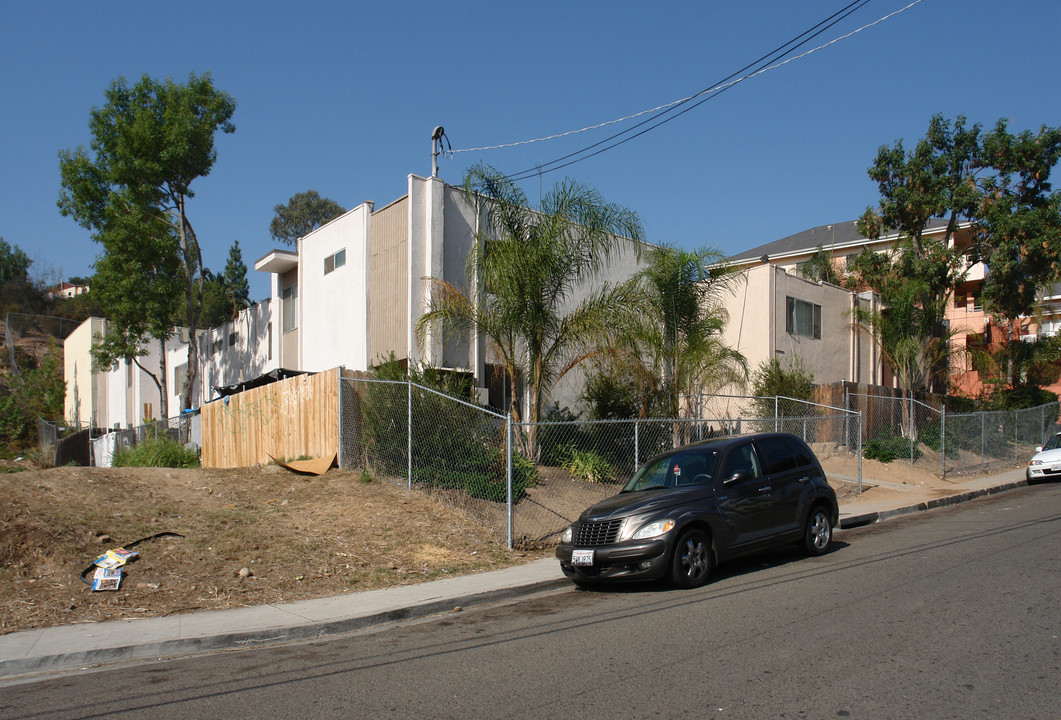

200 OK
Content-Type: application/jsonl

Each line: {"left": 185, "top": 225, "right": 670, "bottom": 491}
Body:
{"left": 573, "top": 518, "right": 624, "bottom": 546}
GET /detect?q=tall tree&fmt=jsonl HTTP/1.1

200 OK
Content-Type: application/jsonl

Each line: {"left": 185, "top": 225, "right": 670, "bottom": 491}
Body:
{"left": 0, "top": 238, "right": 31, "bottom": 284}
{"left": 90, "top": 211, "right": 183, "bottom": 418}
{"left": 59, "top": 72, "right": 236, "bottom": 411}
{"left": 222, "top": 240, "right": 250, "bottom": 317}
{"left": 269, "top": 190, "right": 346, "bottom": 245}
{"left": 417, "top": 164, "right": 644, "bottom": 459}
{"left": 858, "top": 114, "right": 1061, "bottom": 395}
{"left": 608, "top": 246, "right": 747, "bottom": 430}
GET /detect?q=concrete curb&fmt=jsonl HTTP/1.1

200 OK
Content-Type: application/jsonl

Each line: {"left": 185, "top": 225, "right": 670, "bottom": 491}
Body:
{"left": 0, "top": 577, "right": 568, "bottom": 681}
{"left": 839, "top": 478, "right": 1029, "bottom": 530}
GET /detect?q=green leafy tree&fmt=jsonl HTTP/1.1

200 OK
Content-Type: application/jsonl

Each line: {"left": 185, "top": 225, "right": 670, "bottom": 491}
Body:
{"left": 797, "top": 245, "right": 843, "bottom": 285}
{"left": 89, "top": 211, "right": 183, "bottom": 418}
{"left": 223, "top": 240, "right": 250, "bottom": 312}
{"left": 859, "top": 114, "right": 1061, "bottom": 395}
{"left": 58, "top": 72, "right": 236, "bottom": 412}
{"left": 417, "top": 164, "right": 644, "bottom": 460}
{"left": 269, "top": 190, "right": 346, "bottom": 246}
{"left": 196, "top": 240, "right": 252, "bottom": 327}
{"left": 851, "top": 277, "right": 957, "bottom": 439}
{"left": 0, "top": 343, "right": 65, "bottom": 453}
{"left": 750, "top": 355, "right": 815, "bottom": 419}
{"left": 610, "top": 246, "right": 747, "bottom": 422}
{"left": 0, "top": 238, "right": 31, "bottom": 284}
{"left": 973, "top": 120, "right": 1061, "bottom": 321}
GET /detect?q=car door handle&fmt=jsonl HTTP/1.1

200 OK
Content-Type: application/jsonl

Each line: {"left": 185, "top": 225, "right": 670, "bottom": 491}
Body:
{"left": 758, "top": 485, "right": 772, "bottom": 493}
{"left": 798, "top": 476, "right": 809, "bottom": 483}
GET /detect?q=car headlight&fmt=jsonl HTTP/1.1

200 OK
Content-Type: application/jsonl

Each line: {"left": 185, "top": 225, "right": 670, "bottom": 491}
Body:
{"left": 560, "top": 525, "right": 573, "bottom": 543}
{"left": 1029, "top": 459, "right": 1044, "bottom": 467}
{"left": 631, "top": 519, "right": 675, "bottom": 540}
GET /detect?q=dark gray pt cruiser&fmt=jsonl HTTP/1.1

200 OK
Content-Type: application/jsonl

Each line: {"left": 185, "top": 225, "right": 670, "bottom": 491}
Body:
{"left": 556, "top": 432, "right": 839, "bottom": 588}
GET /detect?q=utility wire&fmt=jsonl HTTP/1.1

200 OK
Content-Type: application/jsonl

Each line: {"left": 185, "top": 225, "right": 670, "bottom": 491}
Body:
{"left": 452, "top": 0, "right": 925, "bottom": 182}
{"left": 455, "top": 0, "right": 866, "bottom": 155}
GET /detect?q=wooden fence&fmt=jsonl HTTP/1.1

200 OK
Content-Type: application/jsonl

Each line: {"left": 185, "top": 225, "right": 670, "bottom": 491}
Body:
{"left": 201, "top": 367, "right": 340, "bottom": 468}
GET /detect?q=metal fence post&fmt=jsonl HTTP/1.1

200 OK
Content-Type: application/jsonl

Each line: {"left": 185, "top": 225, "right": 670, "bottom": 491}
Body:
{"left": 506, "top": 414, "right": 513, "bottom": 550}
{"left": 909, "top": 399, "right": 914, "bottom": 464}
{"left": 857, "top": 411, "right": 863, "bottom": 494}
{"left": 634, "top": 418, "right": 640, "bottom": 472}
{"left": 981, "top": 412, "right": 985, "bottom": 474}
{"left": 941, "top": 405, "right": 946, "bottom": 479}
{"left": 407, "top": 379, "right": 413, "bottom": 490}
{"left": 1014, "top": 409, "right": 1019, "bottom": 464}
{"left": 774, "top": 396, "right": 779, "bottom": 432}
{"left": 337, "top": 376, "right": 343, "bottom": 468}
{"left": 844, "top": 386, "right": 850, "bottom": 452}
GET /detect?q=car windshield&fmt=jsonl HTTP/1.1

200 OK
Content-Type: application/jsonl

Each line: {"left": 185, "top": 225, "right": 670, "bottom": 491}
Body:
{"left": 622, "top": 450, "right": 719, "bottom": 492}
{"left": 1042, "top": 434, "right": 1061, "bottom": 452}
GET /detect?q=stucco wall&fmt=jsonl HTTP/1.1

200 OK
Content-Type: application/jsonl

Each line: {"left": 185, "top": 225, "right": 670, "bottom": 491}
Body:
{"left": 299, "top": 204, "right": 370, "bottom": 373}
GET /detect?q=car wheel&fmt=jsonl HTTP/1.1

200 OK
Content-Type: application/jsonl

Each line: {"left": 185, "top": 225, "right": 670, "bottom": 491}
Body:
{"left": 669, "top": 528, "right": 711, "bottom": 588}
{"left": 801, "top": 505, "right": 832, "bottom": 556}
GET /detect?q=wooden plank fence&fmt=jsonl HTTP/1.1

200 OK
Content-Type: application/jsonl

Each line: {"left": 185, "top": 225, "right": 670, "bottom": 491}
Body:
{"left": 201, "top": 367, "right": 340, "bottom": 468}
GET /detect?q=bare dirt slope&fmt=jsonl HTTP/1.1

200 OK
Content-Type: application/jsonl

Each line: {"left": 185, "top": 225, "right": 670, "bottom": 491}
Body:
{"left": 0, "top": 455, "right": 1015, "bottom": 636}
{"left": 0, "top": 465, "right": 541, "bottom": 635}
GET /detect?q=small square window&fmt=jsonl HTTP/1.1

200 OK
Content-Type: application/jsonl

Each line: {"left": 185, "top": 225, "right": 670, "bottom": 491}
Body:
{"left": 324, "top": 248, "right": 347, "bottom": 275}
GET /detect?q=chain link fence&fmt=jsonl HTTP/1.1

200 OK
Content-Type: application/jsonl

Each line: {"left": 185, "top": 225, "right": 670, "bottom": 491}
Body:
{"left": 848, "top": 393, "right": 1059, "bottom": 476}
{"left": 339, "top": 377, "right": 520, "bottom": 544}
{"left": 38, "top": 413, "right": 202, "bottom": 467}
{"left": 337, "top": 377, "right": 863, "bottom": 549}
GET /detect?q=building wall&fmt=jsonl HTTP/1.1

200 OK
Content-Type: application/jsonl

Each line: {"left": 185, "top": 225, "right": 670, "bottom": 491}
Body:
{"left": 63, "top": 316, "right": 105, "bottom": 428}
{"left": 192, "top": 299, "right": 274, "bottom": 406}
{"left": 300, "top": 204, "right": 371, "bottom": 373}
{"left": 722, "top": 263, "right": 879, "bottom": 388}
{"left": 279, "top": 266, "right": 299, "bottom": 369}
{"left": 368, "top": 195, "right": 409, "bottom": 365}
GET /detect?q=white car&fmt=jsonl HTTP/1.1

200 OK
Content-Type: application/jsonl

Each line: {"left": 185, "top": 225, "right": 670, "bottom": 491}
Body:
{"left": 1027, "top": 432, "right": 1061, "bottom": 483}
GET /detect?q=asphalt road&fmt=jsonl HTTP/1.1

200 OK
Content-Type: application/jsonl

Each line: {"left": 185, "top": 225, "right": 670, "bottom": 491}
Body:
{"left": 3, "top": 483, "right": 1059, "bottom": 720}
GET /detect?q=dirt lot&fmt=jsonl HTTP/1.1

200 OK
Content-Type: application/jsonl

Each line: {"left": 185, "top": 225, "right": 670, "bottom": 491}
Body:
{"left": 0, "top": 464, "right": 545, "bottom": 635}
{"left": 0, "top": 453, "right": 1015, "bottom": 636}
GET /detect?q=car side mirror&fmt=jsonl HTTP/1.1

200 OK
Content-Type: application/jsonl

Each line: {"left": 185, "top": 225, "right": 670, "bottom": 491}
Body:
{"left": 724, "top": 469, "right": 753, "bottom": 485}
{"left": 1036, "top": 446, "right": 1043, "bottom": 453}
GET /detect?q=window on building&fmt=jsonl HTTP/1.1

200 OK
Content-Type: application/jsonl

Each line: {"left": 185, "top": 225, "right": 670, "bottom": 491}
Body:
{"left": 174, "top": 363, "right": 188, "bottom": 397}
{"left": 268, "top": 322, "right": 273, "bottom": 360}
{"left": 324, "top": 248, "right": 346, "bottom": 275}
{"left": 282, "top": 284, "right": 298, "bottom": 333}
{"left": 228, "top": 332, "right": 237, "bottom": 347}
{"left": 786, "top": 297, "right": 822, "bottom": 339}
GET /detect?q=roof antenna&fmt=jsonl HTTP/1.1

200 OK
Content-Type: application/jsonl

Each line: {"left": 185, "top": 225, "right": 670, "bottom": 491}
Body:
{"left": 431, "top": 126, "right": 450, "bottom": 178}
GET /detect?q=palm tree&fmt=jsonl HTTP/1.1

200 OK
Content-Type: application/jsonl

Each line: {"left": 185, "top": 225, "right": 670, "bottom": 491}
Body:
{"left": 606, "top": 246, "right": 748, "bottom": 440}
{"left": 851, "top": 278, "right": 957, "bottom": 439}
{"left": 417, "top": 164, "right": 644, "bottom": 459}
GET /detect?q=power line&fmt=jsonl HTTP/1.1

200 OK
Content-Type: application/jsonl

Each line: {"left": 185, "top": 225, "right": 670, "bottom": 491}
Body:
{"left": 452, "top": 1, "right": 925, "bottom": 182}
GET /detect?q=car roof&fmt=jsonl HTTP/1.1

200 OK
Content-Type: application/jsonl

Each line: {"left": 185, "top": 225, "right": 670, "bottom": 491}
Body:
{"left": 658, "top": 432, "right": 805, "bottom": 456}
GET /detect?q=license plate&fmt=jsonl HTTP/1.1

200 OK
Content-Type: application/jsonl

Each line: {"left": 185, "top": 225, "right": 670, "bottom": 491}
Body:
{"left": 1052, "top": 464, "right": 1061, "bottom": 472}
{"left": 571, "top": 549, "right": 594, "bottom": 566}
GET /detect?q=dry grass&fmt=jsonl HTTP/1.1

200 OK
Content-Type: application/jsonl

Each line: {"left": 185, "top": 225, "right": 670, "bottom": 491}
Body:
{"left": 0, "top": 465, "right": 542, "bottom": 634}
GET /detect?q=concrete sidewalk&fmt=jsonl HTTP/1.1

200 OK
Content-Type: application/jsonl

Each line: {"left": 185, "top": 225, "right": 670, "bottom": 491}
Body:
{"left": 0, "top": 466, "right": 1032, "bottom": 682}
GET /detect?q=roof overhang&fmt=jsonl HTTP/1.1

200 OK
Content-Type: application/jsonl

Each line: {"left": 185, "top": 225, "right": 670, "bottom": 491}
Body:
{"left": 254, "top": 249, "right": 298, "bottom": 274}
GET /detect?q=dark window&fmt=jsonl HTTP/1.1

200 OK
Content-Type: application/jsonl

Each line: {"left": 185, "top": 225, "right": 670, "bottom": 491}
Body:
{"left": 786, "top": 297, "right": 822, "bottom": 339}
{"left": 721, "top": 443, "right": 761, "bottom": 480}
{"left": 755, "top": 436, "right": 798, "bottom": 474}
{"left": 784, "top": 436, "right": 816, "bottom": 468}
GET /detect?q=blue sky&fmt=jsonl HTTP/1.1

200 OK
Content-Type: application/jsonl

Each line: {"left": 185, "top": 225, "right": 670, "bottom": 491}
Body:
{"left": 3, "top": 0, "right": 1060, "bottom": 303}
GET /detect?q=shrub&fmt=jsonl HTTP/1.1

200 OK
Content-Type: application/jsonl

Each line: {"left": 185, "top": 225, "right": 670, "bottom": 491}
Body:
{"left": 112, "top": 436, "right": 200, "bottom": 468}
{"left": 918, "top": 423, "right": 960, "bottom": 458}
{"left": 750, "top": 356, "right": 814, "bottom": 419}
{"left": 863, "top": 432, "right": 921, "bottom": 463}
{"left": 561, "top": 446, "right": 616, "bottom": 484}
